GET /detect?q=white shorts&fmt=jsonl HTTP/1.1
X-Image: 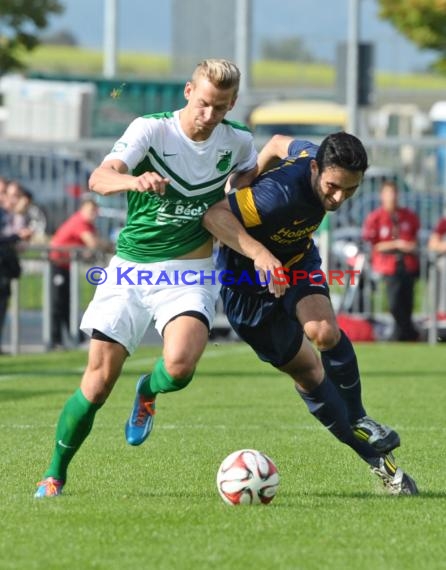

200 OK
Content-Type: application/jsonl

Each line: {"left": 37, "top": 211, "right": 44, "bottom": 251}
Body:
{"left": 80, "top": 255, "right": 221, "bottom": 354}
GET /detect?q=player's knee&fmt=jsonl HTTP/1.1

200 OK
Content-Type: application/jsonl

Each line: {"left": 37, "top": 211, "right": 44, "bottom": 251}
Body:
{"left": 81, "top": 369, "right": 116, "bottom": 403}
{"left": 163, "top": 357, "right": 195, "bottom": 381}
{"left": 305, "top": 322, "right": 340, "bottom": 351}
{"left": 82, "top": 358, "right": 123, "bottom": 403}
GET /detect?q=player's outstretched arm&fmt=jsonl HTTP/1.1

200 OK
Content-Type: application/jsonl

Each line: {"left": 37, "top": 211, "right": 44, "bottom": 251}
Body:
{"left": 89, "top": 159, "right": 170, "bottom": 196}
{"left": 225, "top": 166, "right": 259, "bottom": 193}
{"left": 257, "top": 134, "right": 294, "bottom": 174}
{"left": 203, "top": 198, "right": 288, "bottom": 298}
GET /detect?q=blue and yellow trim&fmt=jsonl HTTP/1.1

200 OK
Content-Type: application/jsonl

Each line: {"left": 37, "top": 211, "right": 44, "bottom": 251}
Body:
{"left": 234, "top": 187, "right": 262, "bottom": 227}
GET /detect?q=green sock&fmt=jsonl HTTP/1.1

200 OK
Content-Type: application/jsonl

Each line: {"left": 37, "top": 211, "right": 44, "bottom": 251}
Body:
{"left": 139, "top": 357, "right": 194, "bottom": 398}
{"left": 44, "top": 388, "right": 103, "bottom": 482}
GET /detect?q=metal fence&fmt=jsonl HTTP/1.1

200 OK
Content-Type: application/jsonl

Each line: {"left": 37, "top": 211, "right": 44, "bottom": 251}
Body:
{"left": 1, "top": 136, "right": 445, "bottom": 234}
{"left": 2, "top": 244, "right": 445, "bottom": 355}
{"left": 3, "top": 247, "right": 110, "bottom": 355}
{"left": 1, "top": 138, "right": 446, "bottom": 353}
{"left": 333, "top": 247, "right": 446, "bottom": 344}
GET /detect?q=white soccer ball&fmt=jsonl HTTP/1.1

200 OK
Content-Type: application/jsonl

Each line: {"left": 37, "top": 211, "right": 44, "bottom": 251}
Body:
{"left": 216, "top": 449, "right": 280, "bottom": 505}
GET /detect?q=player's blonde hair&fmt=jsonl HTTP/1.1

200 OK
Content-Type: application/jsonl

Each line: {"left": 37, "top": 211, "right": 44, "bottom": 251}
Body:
{"left": 191, "top": 59, "right": 241, "bottom": 96}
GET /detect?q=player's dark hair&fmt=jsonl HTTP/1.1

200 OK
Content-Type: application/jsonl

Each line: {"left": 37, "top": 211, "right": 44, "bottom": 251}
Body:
{"left": 315, "top": 131, "right": 369, "bottom": 174}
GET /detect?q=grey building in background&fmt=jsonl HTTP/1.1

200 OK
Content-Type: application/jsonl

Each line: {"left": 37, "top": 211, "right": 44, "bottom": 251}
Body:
{"left": 172, "top": 0, "right": 237, "bottom": 76}
{"left": 171, "top": 0, "right": 253, "bottom": 122}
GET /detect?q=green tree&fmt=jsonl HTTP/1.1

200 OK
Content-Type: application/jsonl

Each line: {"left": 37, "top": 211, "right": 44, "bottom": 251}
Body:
{"left": 41, "top": 29, "right": 78, "bottom": 47}
{"left": 0, "top": 0, "right": 64, "bottom": 74}
{"left": 379, "top": 0, "right": 446, "bottom": 72}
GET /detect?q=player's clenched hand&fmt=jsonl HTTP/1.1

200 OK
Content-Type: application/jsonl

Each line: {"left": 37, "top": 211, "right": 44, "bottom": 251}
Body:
{"left": 133, "top": 172, "right": 170, "bottom": 195}
{"left": 253, "top": 250, "right": 289, "bottom": 298}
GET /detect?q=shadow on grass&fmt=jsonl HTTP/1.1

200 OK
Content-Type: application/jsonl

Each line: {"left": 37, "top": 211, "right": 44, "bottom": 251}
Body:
{"left": 0, "top": 369, "right": 81, "bottom": 378}
{"left": 361, "top": 370, "right": 446, "bottom": 379}
{"left": 406, "top": 490, "right": 446, "bottom": 499}
{"left": 0, "top": 388, "right": 72, "bottom": 401}
{"left": 93, "top": 486, "right": 368, "bottom": 500}
{"left": 286, "top": 489, "right": 446, "bottom": 500}
{"left": 42, "top": 487, "right": 446, "bottom": 501}
{"left": 195, "top": 370, "right": 279, "bottom": 378}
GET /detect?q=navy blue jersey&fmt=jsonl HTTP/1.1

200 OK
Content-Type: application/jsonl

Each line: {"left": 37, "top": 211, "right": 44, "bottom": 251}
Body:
{"left": 219, "top": 139, "right": 325, "bottom": 290}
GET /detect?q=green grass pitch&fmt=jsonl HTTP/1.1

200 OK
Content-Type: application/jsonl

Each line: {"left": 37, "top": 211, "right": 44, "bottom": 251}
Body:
{"left": 1, "top": 341, "right": 445, "bottom": 570}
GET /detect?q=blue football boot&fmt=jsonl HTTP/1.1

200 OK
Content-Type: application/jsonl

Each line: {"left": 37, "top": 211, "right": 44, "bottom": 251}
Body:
{"left": 125, "top": 374, "right": 156, "bottom": 446}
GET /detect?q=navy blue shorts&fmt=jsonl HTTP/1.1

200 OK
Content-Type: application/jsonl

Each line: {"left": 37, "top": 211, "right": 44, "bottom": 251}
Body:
{"left": 221, "top": 247, "right": 330, "bottom": 367}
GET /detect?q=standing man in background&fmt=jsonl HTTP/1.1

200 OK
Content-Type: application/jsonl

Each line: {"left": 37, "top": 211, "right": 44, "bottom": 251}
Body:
{"left": 428, "top": 213, "right": 446, "bottom": 255}
{"left": 362, "top": 180, "right": 420, "bottom": 342}
{"left": 427, "top": 212, "right": 446, "bottom": 315}
{"left": 49, "top": 196, "right": 111, "bottom": 349}
{"left": 0, "top": 179, "right": 33, "bottom": 354}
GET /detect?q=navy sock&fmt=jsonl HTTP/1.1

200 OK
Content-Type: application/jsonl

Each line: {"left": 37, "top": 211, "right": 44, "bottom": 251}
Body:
{"left": 320, "top": 330, "right": 366, "bottom": 423}
{"left": 296, "top": 376, "right": 380, "bottom": 465}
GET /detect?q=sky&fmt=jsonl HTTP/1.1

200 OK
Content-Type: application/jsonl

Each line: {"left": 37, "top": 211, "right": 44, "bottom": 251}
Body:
{"left": 45, "top": 0, "right": 438, "bottom": 74}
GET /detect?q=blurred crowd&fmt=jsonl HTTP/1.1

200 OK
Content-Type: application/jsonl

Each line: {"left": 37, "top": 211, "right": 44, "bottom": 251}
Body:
{"left": 0, "top": 176, "right": 47, "bottom": 353}
{"left": 0, "top": 176, "right": 48, "bottom": 244}
{"left": 0, "top": 176, "right": 113, "bottom": 353}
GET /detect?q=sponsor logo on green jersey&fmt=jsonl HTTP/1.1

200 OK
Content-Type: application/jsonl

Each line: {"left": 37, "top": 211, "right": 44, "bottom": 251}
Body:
{"left": 216, "top": 150, "right": 232, "bottom": 172}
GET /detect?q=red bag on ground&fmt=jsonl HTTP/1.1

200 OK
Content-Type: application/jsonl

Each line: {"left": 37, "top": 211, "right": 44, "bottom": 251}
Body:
{"left": 336, "top": 313, "right": 376, "bottom": 342}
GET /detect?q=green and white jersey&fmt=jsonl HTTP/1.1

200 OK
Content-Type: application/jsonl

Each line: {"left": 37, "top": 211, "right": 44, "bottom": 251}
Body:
{"left": 103, "top": 110, "right": 257, "bottom": 262}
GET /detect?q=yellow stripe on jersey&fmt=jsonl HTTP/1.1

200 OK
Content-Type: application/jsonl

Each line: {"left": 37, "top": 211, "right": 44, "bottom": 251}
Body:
{"left": 234, "top": 186, "right": 262, "bottom": 227}
{"left": 284, "top": 252, "right": 305, "bottom": 267}
{"left": 284, "top": 242, "right": 311, "bottom": 267}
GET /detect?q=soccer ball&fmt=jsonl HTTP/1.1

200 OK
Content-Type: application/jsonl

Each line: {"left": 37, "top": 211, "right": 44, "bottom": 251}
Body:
{"left": 216, "top": 449, "right": 280, "bottom": 505}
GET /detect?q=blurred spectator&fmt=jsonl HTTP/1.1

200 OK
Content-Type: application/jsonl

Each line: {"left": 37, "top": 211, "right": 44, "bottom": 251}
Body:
{"left": 0, "top": 176, "right": 8, "bottom": 208}
{"left": 428, "top": 214, "right": 446, "bottom": 314}
{"left": 49, "top": 196, "right": 113, "bottom": 348}
{"left": 428, "top": 215, "right": 446, "bottom": 255}
{"left": 362, "top": 180, "right": 420, "bottom": 341}
{"left": 4, "top": 180, "right": 28, "bottom": 234}
{"left": 1, "top": 179, "right": 34, "bottom": 245}
{"left": 0, "top": 187, "right": 33, "bottom": 355}
{"left": 15, "top": 188, "right": 48, "bottom": 244}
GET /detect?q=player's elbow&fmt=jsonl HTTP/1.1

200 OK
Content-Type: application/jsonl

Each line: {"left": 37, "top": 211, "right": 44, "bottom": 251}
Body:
{"left": 269, "top": 134, "right": 293, "bottom": 158}
{"left": 203, "top": 201, "right": 228, "bottom": 229}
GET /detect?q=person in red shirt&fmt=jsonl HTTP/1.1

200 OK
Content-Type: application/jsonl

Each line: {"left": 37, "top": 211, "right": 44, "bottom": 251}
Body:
{"left": 49, "top": 196, "right": 112, "bottom": 348}
{"left": 428, "top": 216, "right": 446, "bottom": 255}
{"left": 428, "top": 215, "right": 446, "bottom": 315}
{"left": 362, "top": 180, "right": 420, "bottom": 341}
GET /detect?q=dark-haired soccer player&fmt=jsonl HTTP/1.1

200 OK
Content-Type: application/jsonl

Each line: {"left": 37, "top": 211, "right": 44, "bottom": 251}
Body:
{"left": 203, "top": 132, "right": 418, "bottom": 495}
